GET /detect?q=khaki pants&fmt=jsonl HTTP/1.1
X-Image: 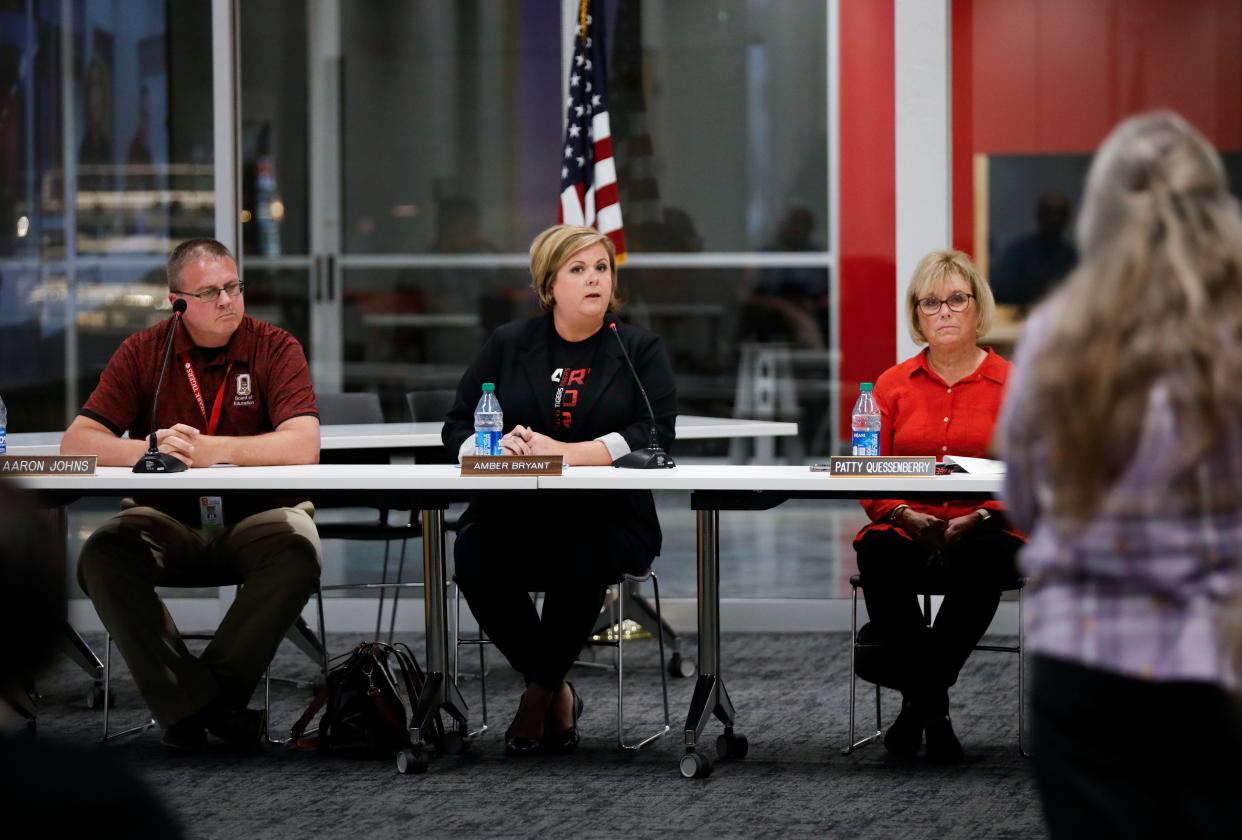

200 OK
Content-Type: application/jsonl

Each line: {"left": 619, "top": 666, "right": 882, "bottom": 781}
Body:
{"left": 77, "top": 502, "right": 321, "bottom": 728}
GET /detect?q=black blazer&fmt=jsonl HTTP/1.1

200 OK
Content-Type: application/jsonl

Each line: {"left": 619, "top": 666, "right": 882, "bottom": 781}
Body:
{"left": 442, "top": 313, "right": 677, "bottom": 556}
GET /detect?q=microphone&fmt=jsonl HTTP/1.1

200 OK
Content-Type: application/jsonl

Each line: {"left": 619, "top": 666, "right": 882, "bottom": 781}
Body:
{"left": 607, "top": 318, "right": 675, "bottom": 469}
{"left": 133, "top": 298, "right": 189, "bottom": 473}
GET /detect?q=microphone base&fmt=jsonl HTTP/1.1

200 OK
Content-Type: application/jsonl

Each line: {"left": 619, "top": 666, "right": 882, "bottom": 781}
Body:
{"left": 132, "top": 451, "right": 188, "bottom": 474}
{"left": 612, "top": 448, "right": 676, "bottom": 470}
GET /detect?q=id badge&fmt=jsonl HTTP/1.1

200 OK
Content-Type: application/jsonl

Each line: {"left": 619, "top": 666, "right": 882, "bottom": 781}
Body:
{"left": 199, "top": 495, "right": 225, "bottom": 532}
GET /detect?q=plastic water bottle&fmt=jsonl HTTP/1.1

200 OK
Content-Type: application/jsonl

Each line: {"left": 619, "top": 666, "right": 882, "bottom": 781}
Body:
{"left": 851, "top": 382, "right": 880, "bottom": 456}
{"left": 473, "top": 383, "right": 503, "bottom": 456}
{"left": 0, "top": 393, "right": 7, "bottom": 455}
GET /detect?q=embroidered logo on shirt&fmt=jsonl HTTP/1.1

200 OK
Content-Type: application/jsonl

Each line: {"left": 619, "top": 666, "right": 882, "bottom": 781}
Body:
{"left": 233, "top": 372, "right": 255, "bottom": 407}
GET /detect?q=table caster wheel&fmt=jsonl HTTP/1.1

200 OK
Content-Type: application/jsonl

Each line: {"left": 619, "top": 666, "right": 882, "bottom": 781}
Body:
{"left": 437, "top": 731, "right": 470, "bottom": 755}
{"left": 396, "top": 747, "right": 427, "bottom": 774}
{"left": 679, "top": 751, "right": 713, "bottom": 779}
{"left": 668, "top": 652, "right": 696, "bottom": 679}
{"left": 716, "top": 732, "right": 749, "bottom": 761}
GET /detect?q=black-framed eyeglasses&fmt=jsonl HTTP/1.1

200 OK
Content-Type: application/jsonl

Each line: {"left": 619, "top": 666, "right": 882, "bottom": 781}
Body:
{"left": 173, "top": 280, "right": 245, "bottom": 302}
{"left": 917, "top": 292, "right": 974, "bottom": 315}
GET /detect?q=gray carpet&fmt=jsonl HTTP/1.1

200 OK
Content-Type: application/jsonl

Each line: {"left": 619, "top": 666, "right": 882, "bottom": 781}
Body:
{"left": 27, "top": 631, "right": 1045, "bottom": 839}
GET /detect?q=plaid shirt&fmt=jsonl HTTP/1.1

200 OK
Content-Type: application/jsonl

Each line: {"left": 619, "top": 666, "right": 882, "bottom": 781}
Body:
{"left": 998, "top": 302, "right": 1242, "bottom": 688}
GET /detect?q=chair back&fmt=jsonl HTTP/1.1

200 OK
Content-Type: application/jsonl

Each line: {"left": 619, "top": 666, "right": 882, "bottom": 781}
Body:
{"left": 405, "top": 390, "right": 456, "bottom": 423}
{"left": 406, "top": 390, "right": 457, "bottom": 464}
{"left": 316, "top": 392, "right": 387, "bottom": 472}
{"left": 318, "top": 392, "right": 385, "bottom": 426}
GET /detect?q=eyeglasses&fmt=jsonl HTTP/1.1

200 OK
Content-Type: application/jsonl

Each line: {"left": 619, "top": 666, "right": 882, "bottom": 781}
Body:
{"left": 917, "top": 292, "right": 974, "bottom": 315}
{"left": 173, "top": 280, "right": 245, "bottom": 302}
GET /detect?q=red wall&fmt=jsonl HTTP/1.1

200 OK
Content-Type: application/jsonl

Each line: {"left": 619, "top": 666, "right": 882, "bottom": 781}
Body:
{"left": 952, "top": 0, "right": 1242, "bottom": 253}
{"left": 838, "top": 0, "right": 896, "bottom": 433}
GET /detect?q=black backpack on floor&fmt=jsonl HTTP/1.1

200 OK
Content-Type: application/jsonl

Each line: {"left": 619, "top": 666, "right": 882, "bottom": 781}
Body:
{"left": 290, "top": 641, "right": 442, "bottom": 759}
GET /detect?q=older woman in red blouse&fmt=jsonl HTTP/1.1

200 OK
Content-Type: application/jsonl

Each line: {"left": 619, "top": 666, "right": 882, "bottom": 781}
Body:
{"left": 854, "top": 249, "right": 1023, "bottom": 763}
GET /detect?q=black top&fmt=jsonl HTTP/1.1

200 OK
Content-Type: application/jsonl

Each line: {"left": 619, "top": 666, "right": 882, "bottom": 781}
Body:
{"left": 443, "top": 313, "right": 677, "bottom": 555}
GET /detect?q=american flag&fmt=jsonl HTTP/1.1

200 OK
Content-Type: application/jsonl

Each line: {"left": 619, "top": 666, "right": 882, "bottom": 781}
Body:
{"left": 559, "top": 0, "right": 626, "bottom": 261}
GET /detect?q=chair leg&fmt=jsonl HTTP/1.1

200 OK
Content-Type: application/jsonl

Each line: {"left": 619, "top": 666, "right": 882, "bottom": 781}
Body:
{"left": 617, "top": 572, "right": 670, "bottom": 751}
{"left": 842, "top": 583, "right": 883, "bottom": 755}
{"left": 387, "top": 535, "right": 410, "bottom": 645}
{"left": 374, "top": 541, "right": 392, "bottom": 639}
{"left": 452, "top": 582, "right": 488, "bottom": 736}
{"left": 100, "top": 633, "right": 156, "bottom": 743}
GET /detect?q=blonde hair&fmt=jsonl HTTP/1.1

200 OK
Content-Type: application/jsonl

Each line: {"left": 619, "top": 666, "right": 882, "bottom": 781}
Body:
{"left": 529, "top": 224, "right": 619, "bottom": 312}
{"left": 1007, "top": 111, "right": 1242, "bottom": 522}
{"left": 904, "top": 249, "right": 995, "bottom": 345}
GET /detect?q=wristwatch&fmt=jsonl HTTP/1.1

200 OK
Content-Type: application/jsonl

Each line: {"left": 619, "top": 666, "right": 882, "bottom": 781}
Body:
{"left": 975, "top": 508, "right": 992, "bottom": 523}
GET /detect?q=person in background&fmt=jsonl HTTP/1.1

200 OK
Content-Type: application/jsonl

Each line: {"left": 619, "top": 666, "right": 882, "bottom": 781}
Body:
{"left": 0, "top": 482, "right": 182, "bottom": 836}
{"left": 854, "top": 249, "right": 1023, "bottom": 763}
{"left": 997, "top": 111, "right": 1242, "bottom": 838}
{"left": 442, "top": 223, "right": 676, "bottom": 757}
{"left": 990, "top": 192, "right": 1078, "bottom": 313}
{"left": 60, "top": 238, "right": 322, "bottom": 751}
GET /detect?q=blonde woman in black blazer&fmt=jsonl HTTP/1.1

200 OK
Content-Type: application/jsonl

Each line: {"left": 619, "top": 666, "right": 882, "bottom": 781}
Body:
{"left": 442, "top": 224, "right": 676, "bottom": 757}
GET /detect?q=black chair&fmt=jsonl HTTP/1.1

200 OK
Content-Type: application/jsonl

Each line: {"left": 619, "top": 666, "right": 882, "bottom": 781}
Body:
{"left": 405, "top": 390, "right": 457, "bottom": 464}
{"left": 453, "top": 571, "right": 671, "bottom": 750}
{"left": 843, "top": 573, "right": 1026, "bottom": 756}
{"left": 316, "top": 392, "right": 424, "bottom": 642}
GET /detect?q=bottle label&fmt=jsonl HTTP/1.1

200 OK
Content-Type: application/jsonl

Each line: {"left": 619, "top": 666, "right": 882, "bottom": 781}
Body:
{"left": 475, "top": 430, "right": 502, "bottom": 456}
{"left": 0, "top": 425, "right": 6, "bottom": 455}
{"left": 851, "top": 430, "right": 879, "bottom": 457}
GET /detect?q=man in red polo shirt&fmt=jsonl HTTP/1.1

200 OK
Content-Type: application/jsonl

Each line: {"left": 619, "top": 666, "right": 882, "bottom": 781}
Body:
{"left": 61, "top": 238, "right": 322, "bottom": 750}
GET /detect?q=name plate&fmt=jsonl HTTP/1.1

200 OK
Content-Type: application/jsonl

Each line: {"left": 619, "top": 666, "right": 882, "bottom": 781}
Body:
{"left": 0, "top": 455, "right": 98, "bottom": 476}
{"left": 461, "top": 455, "right": 564, "bottom": 476}
{"left": 824, "top": 456, "right": 935, "bottom": 477}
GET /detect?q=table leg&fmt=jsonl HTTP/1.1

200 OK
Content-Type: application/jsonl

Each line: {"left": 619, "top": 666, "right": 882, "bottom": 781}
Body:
{"left": 680, "top": 509, "right": 746, "bottom": 778}
{"left": 402, "top": 508, "right": 469, "bottom": 772}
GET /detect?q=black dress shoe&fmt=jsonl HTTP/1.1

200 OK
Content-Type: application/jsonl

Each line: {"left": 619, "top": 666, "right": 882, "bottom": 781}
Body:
{"left": 883, "top": 697, "right": 923, "bottom": 757}
{"left": 160, "top": 718, "right": 207, "bottom": 751}
{"left": 924, "top": 697, "right": 964, "bottom": 764}
{"left": 206, "top": 707, "right": 265, "bottom": 750}
{"left": 541, "top": 681, "right": 584, "bottom": 755}
{"left": 504, "top": 726, "right": 543, "bottom": 757}
{"left": 504, "top": 689, "right": 545, "bottom": 757}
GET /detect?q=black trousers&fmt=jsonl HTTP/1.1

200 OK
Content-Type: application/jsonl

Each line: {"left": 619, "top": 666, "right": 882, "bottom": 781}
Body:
{"left": 1031, "top": 654, "right": 1242, "bottom": 840}
{"left": 854, "top": 527, "right": 1021, "bottom": 701}
{"left": 453, "top": 513, "right": 653, "bottom": 692}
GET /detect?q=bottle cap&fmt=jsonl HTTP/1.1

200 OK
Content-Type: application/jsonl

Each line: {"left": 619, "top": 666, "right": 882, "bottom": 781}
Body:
{"left": 481, "top": 382, "right": 495, "bottom": 393}
{"left": 859, "top": 382, "right": 873, "bottom": 393}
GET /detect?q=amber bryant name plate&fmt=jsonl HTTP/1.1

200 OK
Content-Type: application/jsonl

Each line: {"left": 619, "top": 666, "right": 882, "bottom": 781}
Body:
{"left": 0, "top": 455, "right": 98, "bottom": 476}
{"left": 461, "top": 455, "right": 564, "bottom": 476}
{"left": 823, "top": 456, "right": 935, "bottom": 477}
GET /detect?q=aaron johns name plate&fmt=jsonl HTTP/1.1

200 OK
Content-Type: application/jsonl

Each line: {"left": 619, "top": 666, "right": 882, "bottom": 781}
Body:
{"left": 461, "top": 455, "right": 564, "bottom": 476}
{"left": 825, "top": 456, "right": 935, "bottom": 477}
{"left": 0, "top": 455, "right": 97, "bottom": 476}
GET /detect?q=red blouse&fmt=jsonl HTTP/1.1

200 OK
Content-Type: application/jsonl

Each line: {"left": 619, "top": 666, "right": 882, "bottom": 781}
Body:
{"left": 854, "top": 347, "right": 1021, "bottom": 544}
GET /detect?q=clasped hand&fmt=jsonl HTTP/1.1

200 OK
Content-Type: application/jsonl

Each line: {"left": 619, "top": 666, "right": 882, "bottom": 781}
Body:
{"left": 154, "top": 423, "right": 219, "bottom": 468}
{"left": 896, "top": 508, "right": 980, "bottom": 548}
{"left": 498, "top": 425, "right": 561, "bottom": 457}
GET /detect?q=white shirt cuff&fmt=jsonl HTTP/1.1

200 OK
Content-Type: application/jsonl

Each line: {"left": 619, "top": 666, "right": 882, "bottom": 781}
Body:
{"left": 597, "top": 432, "right": 631, "bottom": 462}
{"left": 457, "top": 436, "right": 476, "bottom": 464}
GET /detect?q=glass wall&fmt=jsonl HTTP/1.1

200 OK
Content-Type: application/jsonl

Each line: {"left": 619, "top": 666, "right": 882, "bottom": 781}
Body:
{"left": 236, "top": 0, "right": 839, "bottom": 598}
{"left": 0, "top": 0, "right": 214, "bottom": 432}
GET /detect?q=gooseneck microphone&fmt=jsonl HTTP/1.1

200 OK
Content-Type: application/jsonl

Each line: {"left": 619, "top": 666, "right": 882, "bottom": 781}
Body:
{"left": 133, "top": 298, "right": 189, "bottom": 473}
{"left": 607, "top": 318, "right": 675, "bottom": 469}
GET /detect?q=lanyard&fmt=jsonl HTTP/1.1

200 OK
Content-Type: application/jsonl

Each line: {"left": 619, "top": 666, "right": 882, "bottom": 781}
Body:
{"left": 180, "top": 354, "right": 233, "bottom": 436}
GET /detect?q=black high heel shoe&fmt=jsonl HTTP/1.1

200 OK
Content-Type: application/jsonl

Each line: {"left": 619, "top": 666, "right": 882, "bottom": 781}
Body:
{"left": 504, "top": 691, "right": 545, "bottom": 757}
{"left": 541, "top": 681, "right": 584, "bottom": 755}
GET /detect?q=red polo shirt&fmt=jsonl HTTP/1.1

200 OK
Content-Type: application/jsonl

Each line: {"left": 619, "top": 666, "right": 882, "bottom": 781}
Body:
{"left": 81, "top": 314, "right": 317, "bottom": 524}
{"left": 854, "top": 347, "right": 1022, "bottom": 544}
